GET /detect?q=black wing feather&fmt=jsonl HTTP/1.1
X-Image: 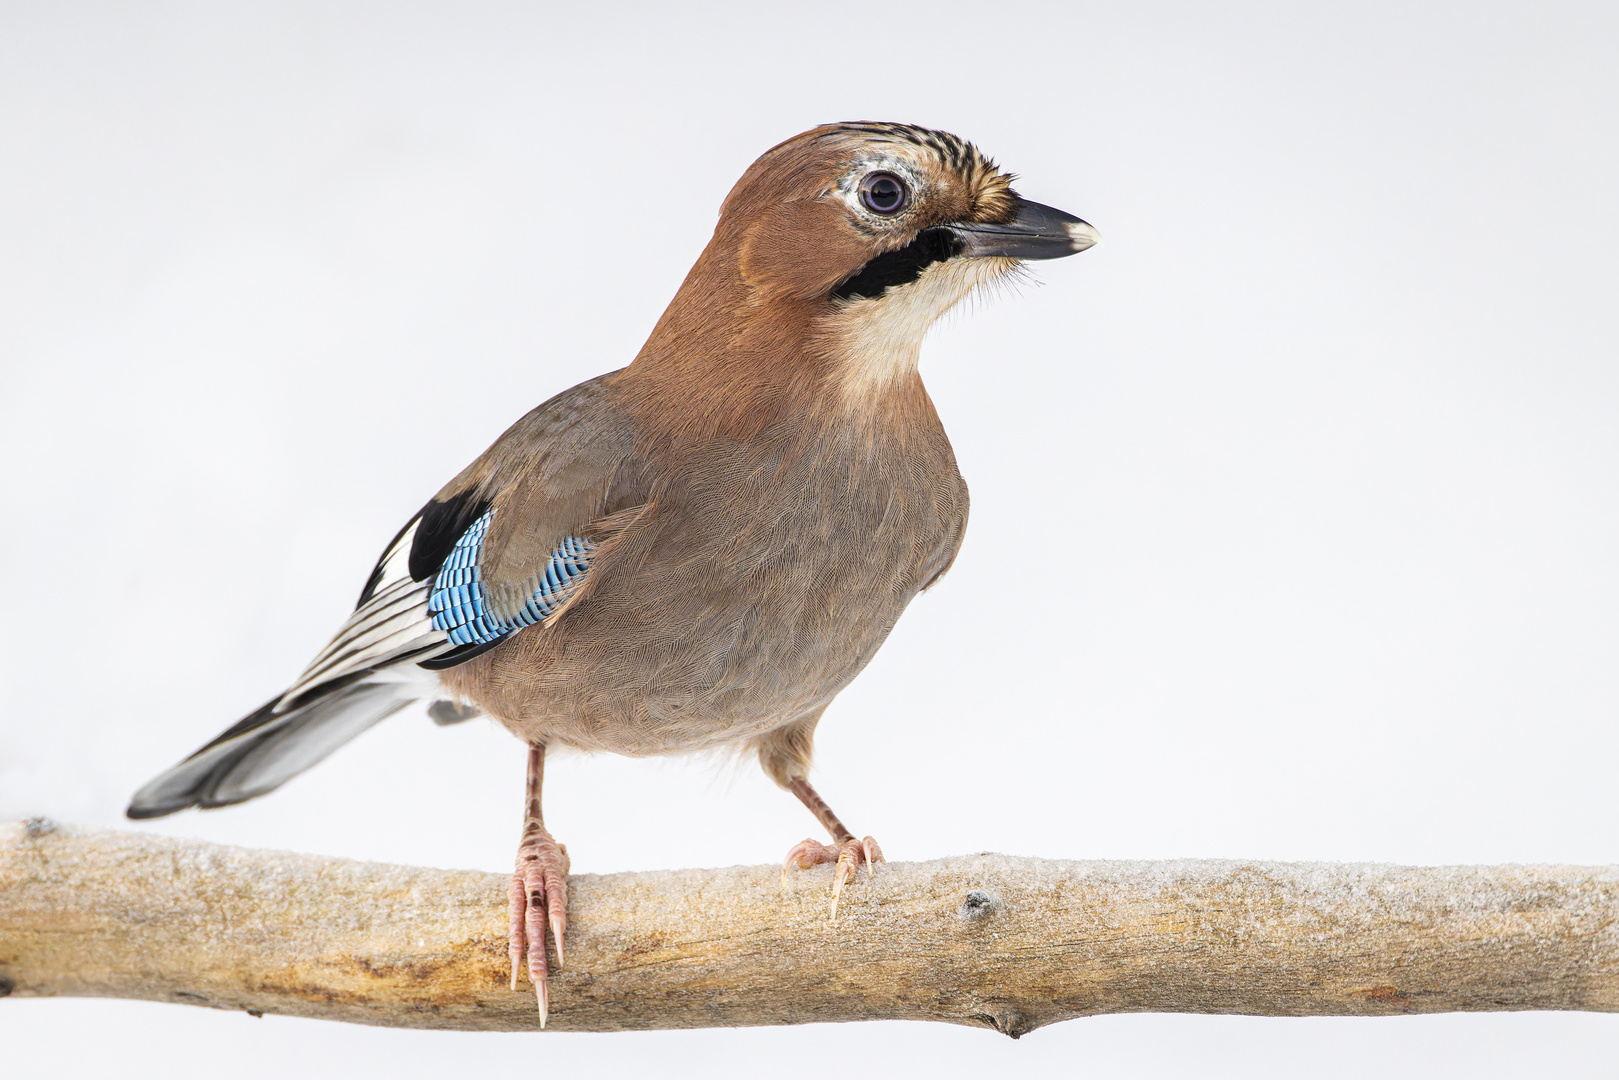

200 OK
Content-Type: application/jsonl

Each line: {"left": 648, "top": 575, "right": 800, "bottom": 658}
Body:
{"left": 408, "top": 489, "right": 491, "bottom": 583}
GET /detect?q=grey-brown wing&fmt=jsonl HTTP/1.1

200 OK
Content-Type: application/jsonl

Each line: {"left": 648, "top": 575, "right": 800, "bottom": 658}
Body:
{"left": 128, "top": 371, "right": 642, "bottom": 818}
{"left": 388, "top": 369, "right": 645, "bottom": 668}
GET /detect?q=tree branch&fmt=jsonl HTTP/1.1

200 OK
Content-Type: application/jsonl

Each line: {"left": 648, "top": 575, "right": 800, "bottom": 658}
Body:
{"left": 3, "top": 821, "right": 1617, "bottom": 1036}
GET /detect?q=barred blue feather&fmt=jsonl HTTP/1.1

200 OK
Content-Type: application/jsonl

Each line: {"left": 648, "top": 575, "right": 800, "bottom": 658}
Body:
{"left": 428, "top": 509, "right": 595, "bottom": 647}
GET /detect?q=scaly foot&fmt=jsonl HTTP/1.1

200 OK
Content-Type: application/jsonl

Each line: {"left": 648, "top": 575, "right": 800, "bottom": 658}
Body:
{"left": 509, "top": 823, "right": 569, "bottom": 1026}
{"left": 783, "top": 834, "right": 884, "bottom": 917}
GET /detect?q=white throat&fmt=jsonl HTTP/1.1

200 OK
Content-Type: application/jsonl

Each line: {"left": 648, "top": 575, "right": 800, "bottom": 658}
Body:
{"left": 823, "top": 256, "right": 1018, "bottom": 407}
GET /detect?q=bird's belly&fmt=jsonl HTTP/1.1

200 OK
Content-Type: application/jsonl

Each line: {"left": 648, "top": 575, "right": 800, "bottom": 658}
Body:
{"left": 545, "top": 579, "right": 909, "bottom": 754}
{"left": 460, "top": 529, "right": 940, "bottom": 756}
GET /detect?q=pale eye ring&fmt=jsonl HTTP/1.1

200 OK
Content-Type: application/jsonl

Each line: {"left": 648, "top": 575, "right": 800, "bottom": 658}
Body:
{"left": 859, "top": 171, "right": 910, "bottom": 214}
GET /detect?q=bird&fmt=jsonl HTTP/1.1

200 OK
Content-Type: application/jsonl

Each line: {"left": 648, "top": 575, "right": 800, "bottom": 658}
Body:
{"left": 127, "top": 121, "right": 1098, "bottom": 1025}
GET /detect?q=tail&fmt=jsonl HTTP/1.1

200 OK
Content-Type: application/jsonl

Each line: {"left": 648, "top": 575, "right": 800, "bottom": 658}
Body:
{"left": 126, "top": 678, "right": 418, "bottom": 819}
{"left": 127, "top": 511, "right": 460, "bottom": 820}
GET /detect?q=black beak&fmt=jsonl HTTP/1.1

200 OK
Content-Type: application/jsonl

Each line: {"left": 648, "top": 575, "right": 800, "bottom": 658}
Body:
{"left": 949, "top": 199, "right": 1099, "bottom": 260}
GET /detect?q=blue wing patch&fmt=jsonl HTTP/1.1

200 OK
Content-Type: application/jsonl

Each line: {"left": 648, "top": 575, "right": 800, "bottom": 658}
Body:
{"left": 427, "top": 509, "right": 595, "bottom": 649}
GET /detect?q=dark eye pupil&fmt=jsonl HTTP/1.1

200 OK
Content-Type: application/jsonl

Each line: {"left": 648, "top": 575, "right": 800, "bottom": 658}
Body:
{"left": 861, "top": 172, "right": 907, "bottom": 213}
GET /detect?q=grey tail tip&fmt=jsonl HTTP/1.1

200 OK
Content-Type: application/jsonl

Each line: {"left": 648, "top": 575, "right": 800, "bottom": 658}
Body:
{"left": 125, "top": 799, "right": 190, "bottom": 821}
{"left": 124, "top": 679, "right": 419, "bottom": 824}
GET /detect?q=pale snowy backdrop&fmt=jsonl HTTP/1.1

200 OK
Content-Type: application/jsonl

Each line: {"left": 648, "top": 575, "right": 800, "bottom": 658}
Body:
{"left": 3, "top": 2, "right": 1618, "bottom": 1076}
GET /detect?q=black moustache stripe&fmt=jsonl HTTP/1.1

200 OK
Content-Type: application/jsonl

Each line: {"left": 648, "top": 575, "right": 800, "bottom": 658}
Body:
{"left": 831, "top": 228, "right": 964, "bottom": 301}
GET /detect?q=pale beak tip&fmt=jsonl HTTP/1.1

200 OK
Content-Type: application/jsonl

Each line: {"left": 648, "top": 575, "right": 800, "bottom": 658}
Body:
{"left": 1066, "top": 220, "right": 1101, "bottom": 253}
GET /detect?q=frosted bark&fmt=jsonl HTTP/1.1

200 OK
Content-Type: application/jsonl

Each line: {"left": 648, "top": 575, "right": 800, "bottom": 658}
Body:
{"left": 3, "top": 821, "right": 1617, "bottom": 1036}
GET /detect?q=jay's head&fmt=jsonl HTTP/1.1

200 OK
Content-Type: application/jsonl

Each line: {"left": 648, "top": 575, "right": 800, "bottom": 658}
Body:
{"left": 638, "top": 123, "right": 1098, "bottom": 420}
{"left": 693, "top": 122, "right": 1098, "bottom": 399}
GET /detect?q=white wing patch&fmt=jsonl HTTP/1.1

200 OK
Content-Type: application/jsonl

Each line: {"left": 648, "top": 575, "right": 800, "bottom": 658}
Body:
{"left": 277, "top": 520, "right": 453, "bottom": 710}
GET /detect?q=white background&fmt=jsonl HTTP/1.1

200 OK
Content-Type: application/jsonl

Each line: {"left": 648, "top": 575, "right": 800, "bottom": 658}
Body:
{"left": 3, "top": 1, "right": 1617, "bottom": 1075}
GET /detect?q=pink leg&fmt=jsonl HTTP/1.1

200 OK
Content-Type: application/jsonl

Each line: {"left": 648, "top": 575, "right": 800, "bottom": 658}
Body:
{"left": 509, "top": 742, "right": 569, "bottom": 1026}
{"left": 780, "top": 775, "right": 884, "bottom": 917}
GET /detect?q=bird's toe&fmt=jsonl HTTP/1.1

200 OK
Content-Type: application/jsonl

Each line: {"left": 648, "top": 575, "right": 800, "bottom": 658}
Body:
{"left": 509, "top": 825, "right": 570, "bottom": 1026}
{"left": 782, "top": 834, "right": 884, "bottom": 918}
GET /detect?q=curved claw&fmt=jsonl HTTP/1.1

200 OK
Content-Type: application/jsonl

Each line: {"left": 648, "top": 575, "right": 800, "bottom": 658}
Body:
{"left": 508, "top": 872, "right": 526, "bottom": 991}
{"left": 782, "top": 837, "right": 840, "bottom": 882}
{"left": 830, "top": 835, "right": 885, "bottom": 918}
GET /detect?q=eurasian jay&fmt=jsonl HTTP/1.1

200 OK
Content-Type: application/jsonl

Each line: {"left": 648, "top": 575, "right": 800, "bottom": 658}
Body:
{"left": 128, "top": 122, "right": 1099, "bottom": 1023}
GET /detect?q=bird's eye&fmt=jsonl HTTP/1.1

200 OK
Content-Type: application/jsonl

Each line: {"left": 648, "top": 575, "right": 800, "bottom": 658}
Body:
{"left": 859, "top": 171, "right": 910, "bottom": 215}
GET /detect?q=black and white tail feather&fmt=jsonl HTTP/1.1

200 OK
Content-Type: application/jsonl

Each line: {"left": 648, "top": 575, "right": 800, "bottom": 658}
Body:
{"left": 127, "top": 519, "right": 473, "bottom": 819}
